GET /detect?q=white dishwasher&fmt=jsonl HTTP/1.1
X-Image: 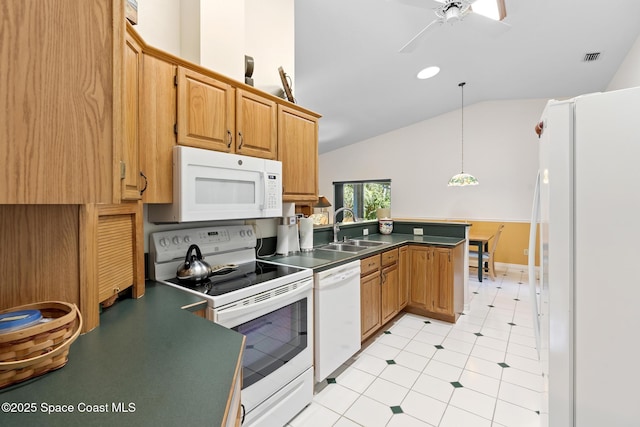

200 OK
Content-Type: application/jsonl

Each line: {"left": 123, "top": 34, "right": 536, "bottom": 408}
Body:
{"left": 313, "top": 260, "right": 361, "bottom": 382}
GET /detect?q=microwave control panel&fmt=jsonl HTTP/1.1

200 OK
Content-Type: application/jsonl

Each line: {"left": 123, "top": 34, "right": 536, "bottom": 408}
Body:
{"left": 266, "top": 174, "right": 280, "bottom": 210}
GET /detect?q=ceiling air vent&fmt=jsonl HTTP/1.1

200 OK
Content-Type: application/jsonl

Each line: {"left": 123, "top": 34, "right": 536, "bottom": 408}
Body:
{"left": 583, "top": 52, "right": 601, "bottom": 62}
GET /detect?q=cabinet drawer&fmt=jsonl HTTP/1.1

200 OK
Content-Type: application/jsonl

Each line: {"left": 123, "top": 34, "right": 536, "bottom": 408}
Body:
{"left": 381, "top": 248, "right": 399, "bottom": 267}
{"left": 360, "top": 254, "right": 381, "bottom": 276}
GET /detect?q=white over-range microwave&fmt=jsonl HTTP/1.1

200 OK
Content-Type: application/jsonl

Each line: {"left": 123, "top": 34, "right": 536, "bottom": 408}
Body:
{"left": 149, "top": 146, "right": 282, "bottom": 223}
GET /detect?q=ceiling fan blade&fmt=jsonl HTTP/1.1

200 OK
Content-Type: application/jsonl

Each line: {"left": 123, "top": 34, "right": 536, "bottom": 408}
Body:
{"left": 399, "top": 19, "right": 442, "bottom": 53}
{"left": 463, "top": 12, "right": 511, "bottom": 37}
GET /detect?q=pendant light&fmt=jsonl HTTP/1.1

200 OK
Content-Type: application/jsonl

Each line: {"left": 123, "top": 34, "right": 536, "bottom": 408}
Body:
{"left": 448, "top": 82, "right": 479, "bottom": 187}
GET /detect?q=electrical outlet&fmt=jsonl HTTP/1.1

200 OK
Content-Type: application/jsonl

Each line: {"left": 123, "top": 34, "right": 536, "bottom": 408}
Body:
{"left": 524, "top": 248, "right": 529, "bottom": 256}
{"left": 363, "top": 229, "right": 369, "bottom": 236}
{"left": 413, "top": 228, "right": 424, "bottom": 235}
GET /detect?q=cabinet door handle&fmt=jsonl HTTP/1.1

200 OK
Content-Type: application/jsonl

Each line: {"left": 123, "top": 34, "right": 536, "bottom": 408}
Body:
{"left": 139, "top": 171, "right": 148, "bottom": 195}
{"left": 238, "top": 131, "right": 244, "bottom": 149}
{"left": 227, "top": 130, "right": 233, "bottom": 148}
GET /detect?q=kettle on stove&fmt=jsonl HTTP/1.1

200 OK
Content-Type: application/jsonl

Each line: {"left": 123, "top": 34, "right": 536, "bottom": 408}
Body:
{"left": 176, "top": 244, "right": 211, "bottom": 283}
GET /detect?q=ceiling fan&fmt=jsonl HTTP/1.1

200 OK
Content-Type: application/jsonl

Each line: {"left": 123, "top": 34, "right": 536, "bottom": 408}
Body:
{"left": 398, "top": 0, "right": 511, "bottom": 53}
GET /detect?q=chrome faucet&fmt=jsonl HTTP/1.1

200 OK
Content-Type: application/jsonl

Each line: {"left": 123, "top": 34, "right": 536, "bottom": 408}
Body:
{"left": 333, "top": 207, "right": 358, "bottom": 242}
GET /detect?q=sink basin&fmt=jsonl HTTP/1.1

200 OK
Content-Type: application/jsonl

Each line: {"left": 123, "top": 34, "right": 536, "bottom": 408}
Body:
{"left": 318, "top": 240, "right": 386, "bottom": 253}
{"left": 343, "top": 239, "right": 385, "bottom": 247}
{"left": 318, "top": 243, "right": 367, "bottom": 253}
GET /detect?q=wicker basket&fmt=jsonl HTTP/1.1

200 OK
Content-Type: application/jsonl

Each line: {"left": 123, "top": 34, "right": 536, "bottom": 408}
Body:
{"left": 0, "top": 301, "right": 82, "bottom": 389}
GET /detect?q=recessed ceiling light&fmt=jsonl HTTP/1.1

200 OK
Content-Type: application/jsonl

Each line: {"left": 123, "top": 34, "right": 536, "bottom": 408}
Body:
{"left": 417, "top": 66, "right": 440, "bottom": 80}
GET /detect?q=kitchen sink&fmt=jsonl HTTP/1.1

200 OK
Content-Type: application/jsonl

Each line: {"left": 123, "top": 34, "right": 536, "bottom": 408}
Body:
{"left": 318, "top": 239, "right": 386, "bottom": 253}
{"left": 343, "top": 239, "right": 385, "bottom": 247}
{"left": 318, "top": 243, "right": 367, "bottom": 253}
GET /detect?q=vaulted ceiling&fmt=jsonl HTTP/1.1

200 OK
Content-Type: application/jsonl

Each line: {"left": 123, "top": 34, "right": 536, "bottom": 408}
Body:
{"left": 294, "top": 0, "right": 640, "bottom": 153}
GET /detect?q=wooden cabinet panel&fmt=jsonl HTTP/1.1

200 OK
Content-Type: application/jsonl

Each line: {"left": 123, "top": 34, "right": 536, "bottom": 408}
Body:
{"left": 381, "top": 263, "right": 399, "bottom": 324}
{"left": 406, "top": 244, "right": 463, "bottom": 323}
{"left": 177, "top": 67, "right": 235, "bottom": 151}
{"left": 398, "top": 246, "right": 409, "bottom": 310}
{"left": 430, "top": 247, "right": 453, "bottom": 316}
{"left": 360, "top": 271, "right": 381, "bottom": 341}
{"left": 97, "top": 215, "right": 135, "bottom": 302}
{"left": 0, "top": 0, "right": 119, "bottom": 203}
{"left": 278, "top": 105, "right": 319, "bottom": 202}
{"left": 122, "top": 30, "right": 142, "bottom": 200}
{"left": 409, "top": 246, "right": 429, "bottom": 308}
{"left": 0, "top": 205, "right": 80, "bottom": 312}
{"left": 139, "top": 53, "right": 176, "bottom": 204}
{"left": 236, "top": 90, "right": 277, "bottom": 159}
{"left": 80, "top": 202, "right": 145, "bottom": 332}
{"left": 381, "top": 248, "right": 399, "bottom": 267}
{"left": 361, "top": 254, "right": 382, "bottom": 276}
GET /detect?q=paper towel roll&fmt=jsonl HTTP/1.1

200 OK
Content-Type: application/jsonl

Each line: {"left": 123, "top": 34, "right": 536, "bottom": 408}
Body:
{"left": 282, "top": 202, "right": 296, "bottom": 217}
{"left": 299, "top": 217, "right": 314, "bottom": 251}
{"left": 276, "top": 225, "right": 289, "bottom": 255}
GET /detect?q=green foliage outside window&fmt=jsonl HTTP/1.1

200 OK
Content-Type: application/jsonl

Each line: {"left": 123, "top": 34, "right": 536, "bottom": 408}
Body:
{"left": 337, "top": 181, "right": 391, "bottom": 221}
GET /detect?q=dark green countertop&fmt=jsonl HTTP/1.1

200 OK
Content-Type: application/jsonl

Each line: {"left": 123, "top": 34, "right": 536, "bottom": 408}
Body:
{"left": 0, "top": 282, "right": 244, "bottom": 426}
{"left": 269, "top": 233, "right": 465, "bottom": 272}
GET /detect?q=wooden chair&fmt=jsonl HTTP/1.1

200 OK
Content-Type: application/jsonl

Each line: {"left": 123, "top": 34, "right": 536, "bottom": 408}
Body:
{"left": 469, "top": 224, "right": 504, "bottom": 280}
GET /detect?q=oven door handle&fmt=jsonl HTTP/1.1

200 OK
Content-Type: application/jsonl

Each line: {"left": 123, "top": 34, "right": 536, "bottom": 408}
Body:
{"left": 214, "top": 280, "right": 312, "bottom": 326}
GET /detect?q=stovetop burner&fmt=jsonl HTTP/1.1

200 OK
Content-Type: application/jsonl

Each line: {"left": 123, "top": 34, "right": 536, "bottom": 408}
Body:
{"left": 165, "top": 260, "right": 305, "bottom": 297}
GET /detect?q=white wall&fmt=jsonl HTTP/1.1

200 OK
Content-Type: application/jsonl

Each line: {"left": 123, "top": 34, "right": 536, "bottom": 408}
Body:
{"left": 198, "top": 0, "right": 246, "bottom": 80}
{"left": 136, "top": 0, "right": 294, "bottom": 89}
{"left": 245, "top": 0, "right": 295, "bottom": 96}
{"left": 607, "top": 34, "right": 640, "bottom": 91}
{"left": 318, "top": 99, "right": 546, "bottom": 222}
{"left": 135, "top": 0, "right": 181, "bottom": 56}
{"left": 317, "top": 35, "right": 640, "bottom": 225}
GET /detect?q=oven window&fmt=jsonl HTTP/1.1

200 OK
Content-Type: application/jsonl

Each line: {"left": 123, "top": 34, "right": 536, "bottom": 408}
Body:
{"left": 233, "top": 298, "right": 308, "bottom": 388}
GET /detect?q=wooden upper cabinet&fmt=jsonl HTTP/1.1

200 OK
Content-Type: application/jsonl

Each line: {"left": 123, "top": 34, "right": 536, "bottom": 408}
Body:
{"left": 236, "top": 90, "right": 277, "bottom": 159}
{"left": 0, "top": 0, "right": 119, "bottom": 204}
{"left": 278, "top": 105, "right": 319, "bottom": 202}
{"left": 122, "top": 30, "right": 142, "bottom": 201}
{"left": 177, "top": 66, "right": 235, "bottom": 152}
{"left": 139, "top": 52, "right": 177, "bottom": 204}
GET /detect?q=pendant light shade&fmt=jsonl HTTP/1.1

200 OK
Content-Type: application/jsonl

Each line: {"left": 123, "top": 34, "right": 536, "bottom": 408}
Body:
{"left": 448, "top": 82, "right": 479, "bottom": 187}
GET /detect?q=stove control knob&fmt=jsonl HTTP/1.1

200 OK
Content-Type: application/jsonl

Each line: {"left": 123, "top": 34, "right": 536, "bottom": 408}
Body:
{"left": 159, "top": 238, "right": 170, "bottom": 247}
{"left": 184, "top": 236, "right": 191, "bottom": 243}
{"left": 172, "top": 236, "right": 181, "bottom": 245}
{"left": 239, "top": 230, "right": 246, "bottom": 237}
{"left": 247, "top": 229, "right": 253, "bottom": 237}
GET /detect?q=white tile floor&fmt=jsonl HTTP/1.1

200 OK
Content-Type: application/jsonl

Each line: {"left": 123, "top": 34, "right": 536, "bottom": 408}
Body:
{"left": 289, "top": 266, "right": 541, "bottom": 427}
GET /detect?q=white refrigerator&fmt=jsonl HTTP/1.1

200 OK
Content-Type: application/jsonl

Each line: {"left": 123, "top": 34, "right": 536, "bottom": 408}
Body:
{"left": 528, "top": 87, "right": 640, "bottom": 427}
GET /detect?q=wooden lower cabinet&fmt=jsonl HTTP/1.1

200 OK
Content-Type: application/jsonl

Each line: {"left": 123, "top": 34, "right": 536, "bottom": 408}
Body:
{"left": 398, "top": 246, "right": 409, "bottom": 310}
{"left": 406, "top": 244, "right": 464, "bottom": 323}
{"left": 381, "top": 249, "right": 399, "bottom": 324}
{"left": 361, "top": 249, "right": 404, "bottom": 342}
{"left": 360, "top": 254, "right": 382, "bottom": 342}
